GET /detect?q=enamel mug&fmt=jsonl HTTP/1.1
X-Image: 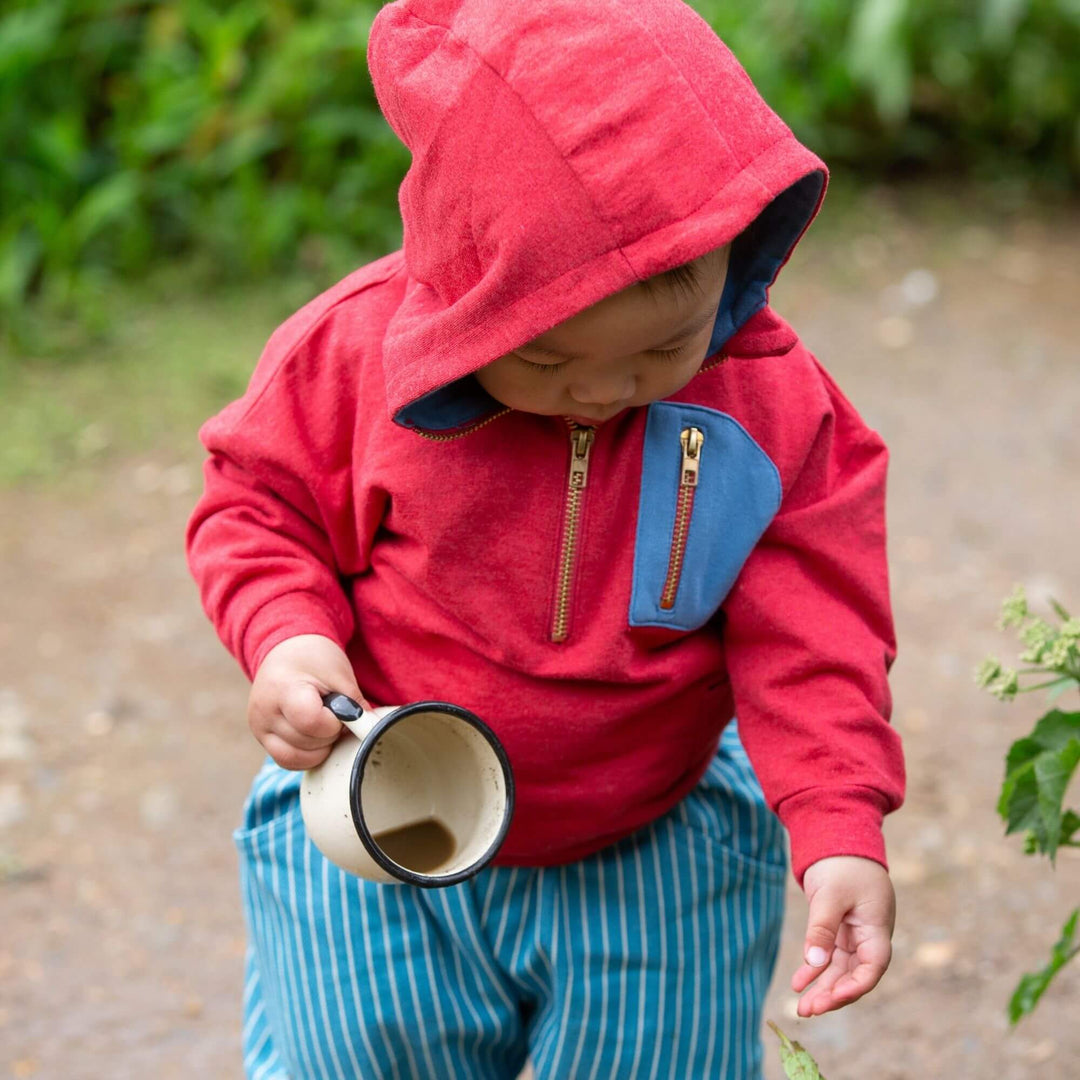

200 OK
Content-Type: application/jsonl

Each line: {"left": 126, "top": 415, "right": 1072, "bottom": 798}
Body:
{"left": 299, "top": 693, "right": 515, "bottom": 887}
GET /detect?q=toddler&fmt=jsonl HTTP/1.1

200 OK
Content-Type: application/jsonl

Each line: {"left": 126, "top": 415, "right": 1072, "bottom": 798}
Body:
{"left": 187, "top": 1, "right": 906, "bottom": 1076}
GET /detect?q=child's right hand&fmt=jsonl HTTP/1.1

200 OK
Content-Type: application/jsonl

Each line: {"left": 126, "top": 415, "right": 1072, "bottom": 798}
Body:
{"left": 248, "top": 634, "right": 369, "bottom": 770}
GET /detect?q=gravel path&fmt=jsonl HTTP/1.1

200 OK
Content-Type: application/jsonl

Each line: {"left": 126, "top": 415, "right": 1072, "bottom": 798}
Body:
{"left": 2, "top": 190, "right": 1078, "bottom": 1079}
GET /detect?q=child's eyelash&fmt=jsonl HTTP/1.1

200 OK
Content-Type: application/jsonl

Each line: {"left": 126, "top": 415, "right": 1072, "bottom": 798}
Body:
{"left": 516, "top": 355, "right": 567, "bottom": 374}
{"left": 648, "top": 343, "right": 692, "bottom": 361}
{"left": 514, "top": 342, "right": 690, "bottom": 373}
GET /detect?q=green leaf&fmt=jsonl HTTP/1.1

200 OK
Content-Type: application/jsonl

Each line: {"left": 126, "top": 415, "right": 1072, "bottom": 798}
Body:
{"left": 1008, "top": 909, "right": 1080, "bottom": 1024}
{"left": 767, "top": 1021, "right": 827, "bottom": 1080}
{"left": 999, "top": 712, "right": 1080, "bottom": 860}
{"left": 1048, "top": 597, "right": 1073, "bottom": 622}
{"left": 0, "top": 2, "right": 63, "bottom": 72}
{"left": 67, "top": 173, "right": 141, "bottom": 251}
{"left": 1028, "top": 711, "right": 1080, "bottom": 753}
{"left": 981, "top": 0, "right": 1030, "bottom": 50}
{"left": 1035, "top": 740, "right": 1080, "bottom": 862}
{"left": 0, "top": 223, "right": 42, "bottom": 306}
{"left": 847, "top": 0, "right": 912, "bottom": 124}
{"left": 1047, "top": 676, "right": 1080, "bottom": 704}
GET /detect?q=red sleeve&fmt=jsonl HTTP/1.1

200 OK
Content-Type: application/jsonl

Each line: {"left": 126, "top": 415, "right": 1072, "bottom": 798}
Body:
{"left": 185, "top": 312, "right": 375, "bottom": 681}
{"left": 722, "top": 358, "right": 905, "bottom": 885}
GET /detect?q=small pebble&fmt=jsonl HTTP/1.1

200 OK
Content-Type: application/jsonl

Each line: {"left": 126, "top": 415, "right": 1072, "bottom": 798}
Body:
{"left": 899, "top": 707, "right": 929, "bottom": 734}
{"left": 0, "top": 784, "right": 27, "bottom": 829}
{"left": 889, "top": 856, "right": 928, "bottom": 887}
{"left": 83, "top": 710, "right": 114, "bottom": 737}
{"left": 950, "top": 842, "right": 978, "bottom": 868}
{"left": 1026, "top": 1039, "right": 1057, "bottom": 1064}
{"left": 140, "top": 786, "right": 178, "bottom": 829}
{"left": 876, "top": 315, "right": 914, "bottom": 350}
{"left": 164, "top": 464, "right": 193, "bottom": 497}
{"left": 133, "top": 462, "right": 164, "bottom": 494}
{"left": 914, "top": 941, "right": 957, "bottom": 969}
{"left": 900, "top": 268, "right": 939, "bottom": 307}
{"left": 0, "top": 691, "right": 33, "bottom": 763}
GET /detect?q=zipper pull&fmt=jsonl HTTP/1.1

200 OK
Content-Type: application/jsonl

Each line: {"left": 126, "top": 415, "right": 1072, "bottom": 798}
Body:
{"left": 679, "top": 427, "right": 704, "bottom": 486}
{"left": 570, "top": 428, "right": 594, "bottom": 489}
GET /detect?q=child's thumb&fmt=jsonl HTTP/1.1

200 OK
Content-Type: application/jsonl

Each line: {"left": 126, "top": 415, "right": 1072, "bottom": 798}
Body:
{"left": 803, "top": 891, "right": 846, "bottom": 967}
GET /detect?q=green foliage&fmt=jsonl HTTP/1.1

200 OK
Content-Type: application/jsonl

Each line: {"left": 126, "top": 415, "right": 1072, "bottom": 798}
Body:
{"left": 1, "top": 0, "right": 407, "bottom": 333}
{"left": 697, "top": 0, "right": 1080, "bottom": 179}
{"left": 767, "top": 1022, "right": 828, "bottom": 1079}
{"left": 997, "top": 710, "right": 1080, "bottom": 861}
{"left": 3, "top": 0, "right": 1080, "bottom": 329}
{"left": 980, "top": 585, "right": 1080, "bottom": 1023}
{"left": 1008, "top": 909, "right": 1080, "bottom": 1024}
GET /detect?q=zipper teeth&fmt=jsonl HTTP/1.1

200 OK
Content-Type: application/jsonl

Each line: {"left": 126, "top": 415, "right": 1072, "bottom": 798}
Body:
{"left": 659, "top": 485, "right": 696, "bottom": 609}
{"left": 551, "top": 424, "right": 593, "bottom": 643}
{"left": 699, "top": 352, "right": 727, "bottom": 374}
{"left": 413, "top": 408, "right": 512, "bottom": 442}
{"left": 551, "top": 484, "right": 583, "bottom": 642}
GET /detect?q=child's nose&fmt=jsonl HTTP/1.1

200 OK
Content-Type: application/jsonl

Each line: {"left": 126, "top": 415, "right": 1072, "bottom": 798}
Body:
{"left": 568, "top": 372, "right": 635, "bottom": 406}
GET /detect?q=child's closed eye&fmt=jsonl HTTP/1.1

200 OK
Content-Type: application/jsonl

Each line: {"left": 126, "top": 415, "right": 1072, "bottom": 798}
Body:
{"left": 515, "top": 354, "right": 568, "bottom": 374}
{"left": 647, "top": 343, "right": 693, "bottom": 361}
{"left": 513, "top": 341, "right": 692, "bottom": 373}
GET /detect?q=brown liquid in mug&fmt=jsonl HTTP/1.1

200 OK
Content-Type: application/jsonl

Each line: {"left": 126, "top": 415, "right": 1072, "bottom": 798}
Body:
{"left": 372, "top": 818, "right": 456, "bottom": 875}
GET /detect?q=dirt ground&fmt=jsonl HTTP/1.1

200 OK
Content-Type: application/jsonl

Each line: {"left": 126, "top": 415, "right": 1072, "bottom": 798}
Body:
{"left": 2, "top": 189, "right": 1079, "bottom": 1079}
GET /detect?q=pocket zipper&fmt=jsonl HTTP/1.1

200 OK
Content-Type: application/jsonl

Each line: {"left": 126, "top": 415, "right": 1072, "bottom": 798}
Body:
{"left": 659, "top": 426, "right": 704, "bottom": 610}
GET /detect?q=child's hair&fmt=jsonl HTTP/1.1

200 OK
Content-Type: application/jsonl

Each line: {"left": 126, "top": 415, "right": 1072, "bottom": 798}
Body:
{"left": 639, "top": 251, "right": 721, "bottom": 302}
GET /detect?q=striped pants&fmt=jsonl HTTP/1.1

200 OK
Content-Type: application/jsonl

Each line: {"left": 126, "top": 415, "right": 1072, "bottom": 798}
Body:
{"left": 236, "top": 721, "right": 787, "bottom": 1079}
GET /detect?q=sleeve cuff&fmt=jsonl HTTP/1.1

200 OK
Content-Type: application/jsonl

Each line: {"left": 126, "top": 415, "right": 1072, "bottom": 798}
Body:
{"left": 240, "top": 592, "right": 351, "bottom": 679}
{"left": 778, "top": 785, "right": 891, "bottom": 886}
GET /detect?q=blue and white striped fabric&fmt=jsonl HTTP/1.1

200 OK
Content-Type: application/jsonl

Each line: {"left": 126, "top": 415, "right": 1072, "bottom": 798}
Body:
{"left": 235, "top": 720, "right": 786, "bottom": 1079}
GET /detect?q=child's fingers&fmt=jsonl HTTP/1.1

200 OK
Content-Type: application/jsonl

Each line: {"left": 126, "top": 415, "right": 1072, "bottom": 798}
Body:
{"left": 830, "top": 934, "right": 891, "bottom": 1002}
{"left": 262, "top": 731, "right": 336, "bottom": 772}
{"left": 795, "top": 956, "right": 848, "bottom": 1016}
{"left": 267, "top": 714, "right": 341, "bottom": 751}
{"left": 278, "top": 681, "right": 344, "bottom": 741}
{"left": 796, "top": 933, "right": 892, "bottom": 1016}
{"left": 798, "top": 888, "right": 847, "bottom": 978}
{"left": 791, "top": 960, "right": 827, "bottom": 994}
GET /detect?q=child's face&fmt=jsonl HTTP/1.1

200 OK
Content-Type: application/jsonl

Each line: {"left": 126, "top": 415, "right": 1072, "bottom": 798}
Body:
{"left": 475, "top": 246, "right": 730, "bottom": 425}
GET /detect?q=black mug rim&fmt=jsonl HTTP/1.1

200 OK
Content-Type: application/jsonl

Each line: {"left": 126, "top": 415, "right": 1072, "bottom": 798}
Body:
{"left": 347, "top": 700, "right": 515, "bottom": 888}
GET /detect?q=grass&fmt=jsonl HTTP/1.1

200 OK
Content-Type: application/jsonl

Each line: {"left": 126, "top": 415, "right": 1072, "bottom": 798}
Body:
{"left": 1, "top": 175, "right": 1070, "bottom": 492}
{"left": 0, "top": 263, "right": 337, "bottom": 488}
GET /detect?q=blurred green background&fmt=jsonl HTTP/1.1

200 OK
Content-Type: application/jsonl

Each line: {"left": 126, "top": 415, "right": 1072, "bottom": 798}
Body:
{"left": 2, "top": 0, "right": 1079, "bottom": 482}
{"left": 3, "top": 6, "right": 1080, "bottom": 1076}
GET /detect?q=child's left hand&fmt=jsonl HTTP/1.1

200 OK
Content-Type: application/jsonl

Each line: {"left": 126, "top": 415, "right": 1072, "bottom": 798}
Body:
{"left": 791, "top": 855, "right": 896, "bottom": 1017}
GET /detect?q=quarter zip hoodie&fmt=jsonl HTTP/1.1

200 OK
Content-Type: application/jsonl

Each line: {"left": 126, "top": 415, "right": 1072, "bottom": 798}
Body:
{"left": 186, "top": 0, "right": 904, "bottom": 883}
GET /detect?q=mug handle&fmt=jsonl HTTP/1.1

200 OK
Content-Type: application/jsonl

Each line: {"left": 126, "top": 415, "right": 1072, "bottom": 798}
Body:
{"left": 321, "top": 691, "right": 364, "bottom": 724}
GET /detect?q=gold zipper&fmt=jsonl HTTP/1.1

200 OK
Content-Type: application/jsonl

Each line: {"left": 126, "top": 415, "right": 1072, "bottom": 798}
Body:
{"left": 413, "top": 408, "right": 512, "bottom": 442}
{"left": 699, "top": 352, "right": 727, "bottom": 374}
{"left": 659, "top": 426, "right": 704, "bottom": 610}
{"left": 551, "top": 424, "right": 595, "bottom": 642}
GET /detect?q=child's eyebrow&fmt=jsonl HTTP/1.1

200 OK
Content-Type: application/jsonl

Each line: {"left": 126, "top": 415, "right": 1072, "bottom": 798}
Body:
{"left": 519, "top": 308, "right": 716, "bottom": 360}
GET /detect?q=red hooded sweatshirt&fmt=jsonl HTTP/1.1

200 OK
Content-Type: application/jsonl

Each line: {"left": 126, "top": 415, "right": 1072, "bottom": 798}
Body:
{"left": 186, "top": 0, "right": 905, "bottom": 883}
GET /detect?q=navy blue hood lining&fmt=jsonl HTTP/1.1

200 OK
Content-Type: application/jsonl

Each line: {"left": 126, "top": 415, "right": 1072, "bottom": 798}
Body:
{"left": 396, "top": 172, "right": 824, "bottom": 432}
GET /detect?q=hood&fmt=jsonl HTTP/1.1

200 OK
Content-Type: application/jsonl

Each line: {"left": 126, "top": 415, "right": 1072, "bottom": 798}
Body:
{"left": 368, "top": 0, "right": 827, "bottom": 431}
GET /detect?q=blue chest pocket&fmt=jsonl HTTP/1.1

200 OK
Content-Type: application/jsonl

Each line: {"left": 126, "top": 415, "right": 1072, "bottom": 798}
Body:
{"left": 629, "top": 402, "right": 782, "bottom": 632}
